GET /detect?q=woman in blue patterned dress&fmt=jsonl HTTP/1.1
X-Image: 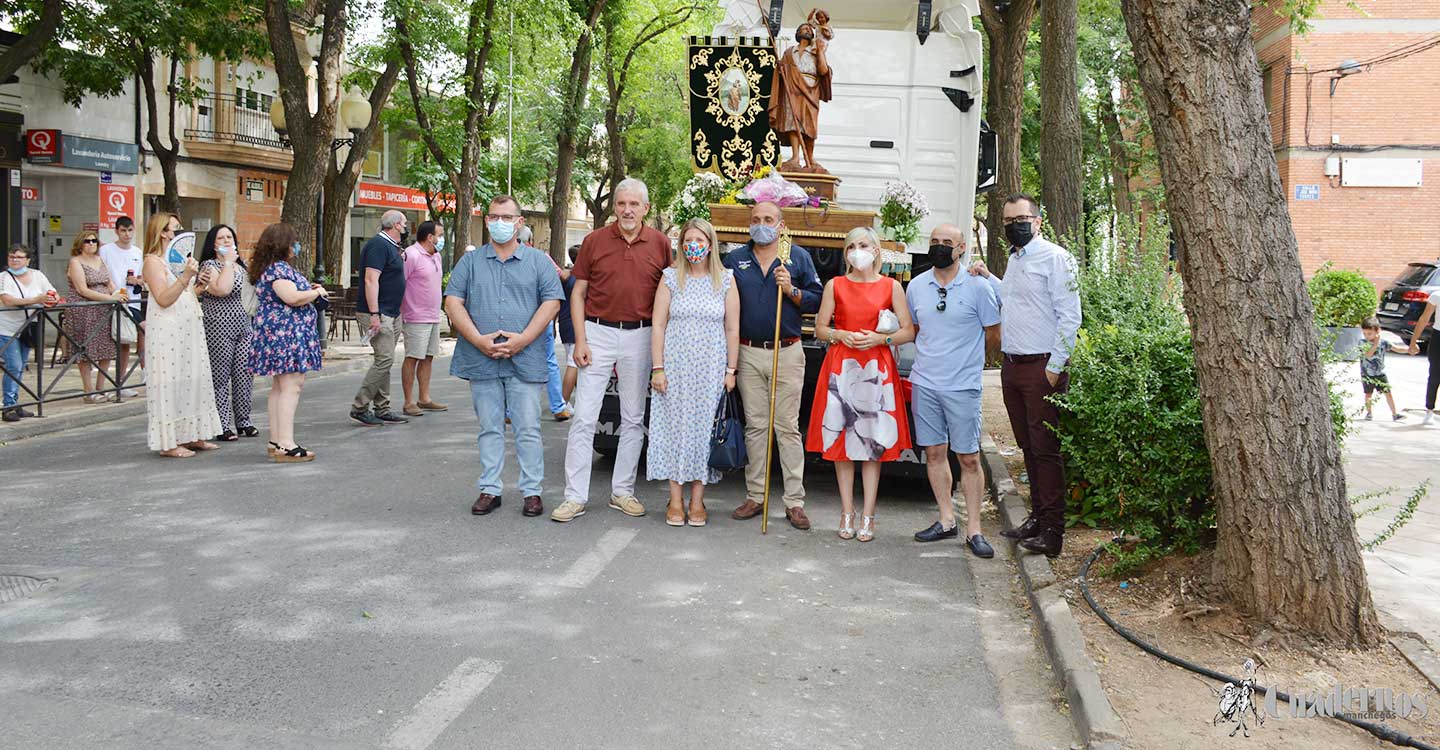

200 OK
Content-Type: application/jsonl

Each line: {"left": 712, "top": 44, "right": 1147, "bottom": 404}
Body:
{"left": 245, "top": 223, "right": 327, "bottom": 463}
{"left": 647, "top": 218, "right": 740, "bottom": 527}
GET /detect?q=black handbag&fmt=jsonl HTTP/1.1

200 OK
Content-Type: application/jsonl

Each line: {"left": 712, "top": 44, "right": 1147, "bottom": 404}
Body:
{"left": 708, "top": 390, "right": 748, "bottom": 471}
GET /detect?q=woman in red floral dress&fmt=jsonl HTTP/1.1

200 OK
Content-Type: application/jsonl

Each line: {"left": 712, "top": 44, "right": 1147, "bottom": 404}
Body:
{"left": 807, "top": 226, "right": 915, "bottom": 542}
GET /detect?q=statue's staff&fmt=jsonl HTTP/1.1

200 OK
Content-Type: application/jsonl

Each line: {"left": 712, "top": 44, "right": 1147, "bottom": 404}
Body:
{"left": 761, "top": 233, "right": 793, "bottom": 534}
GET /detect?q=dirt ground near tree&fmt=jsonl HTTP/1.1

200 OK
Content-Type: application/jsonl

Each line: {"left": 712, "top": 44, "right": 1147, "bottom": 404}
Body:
{"left": 981, "top": 379, "right": 1440, "bottom": 749}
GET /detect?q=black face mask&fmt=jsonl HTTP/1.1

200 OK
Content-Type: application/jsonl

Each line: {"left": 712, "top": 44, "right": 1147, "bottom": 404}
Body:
{"left": 928, "top": 243, "right": 956, "bottom": 269}
{"left": 399, "top": 230, "right": 410, "bottom": 246}
{"left": 1005, "top": 221, "right": 1035, "bottom": 249}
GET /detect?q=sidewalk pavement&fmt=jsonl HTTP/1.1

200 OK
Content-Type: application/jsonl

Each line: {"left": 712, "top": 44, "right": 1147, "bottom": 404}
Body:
{"left": 0, "top": 337, "right": 442, "bottom": 445}
{"left": 983, "top": 362, "right": 1440, "bottom": 651}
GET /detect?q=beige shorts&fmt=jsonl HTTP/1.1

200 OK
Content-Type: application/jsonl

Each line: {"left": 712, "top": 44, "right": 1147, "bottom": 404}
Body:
{"left": 403, "top": 322, "right": 441, "bottom": 359}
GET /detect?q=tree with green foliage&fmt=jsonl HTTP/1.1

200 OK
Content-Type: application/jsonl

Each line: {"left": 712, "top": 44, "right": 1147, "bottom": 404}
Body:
{"left": 545, "top": 0, "right": 610, "bottom": 260}
{"left": 978, "top": 0, "right": 1038, "bottom": 274}
{"left": 0, "top": 0, "right": 65, "bottom": 83}
{"left": 1121, "top": 0, "right": 1383, "bottom": 644}
{"left": 35, "top": 0, "right": 266, "bottom": 214}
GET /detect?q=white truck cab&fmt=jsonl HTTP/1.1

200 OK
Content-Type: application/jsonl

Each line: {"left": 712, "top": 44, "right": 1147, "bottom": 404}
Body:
{"left": 715, "top": 0, "right": 993, "bottom": 238}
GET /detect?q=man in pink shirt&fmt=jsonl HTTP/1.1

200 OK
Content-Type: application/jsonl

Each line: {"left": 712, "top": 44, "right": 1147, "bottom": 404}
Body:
{"left": 401, "top": 221, "right": 448, "bottom": 416}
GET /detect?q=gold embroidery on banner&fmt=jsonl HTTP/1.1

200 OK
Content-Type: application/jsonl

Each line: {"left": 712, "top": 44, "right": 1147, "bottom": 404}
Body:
{"left": 704, "top": 49, "right": 765, "bottom": 133}
{"left": 690, "top": 47, "right": 713, "bottom": 68}
{"left": 720, "top": 135, "right": 754, "bottom": 181}
{"left": 693, "top": 130, "right": 712, "bottom": 165}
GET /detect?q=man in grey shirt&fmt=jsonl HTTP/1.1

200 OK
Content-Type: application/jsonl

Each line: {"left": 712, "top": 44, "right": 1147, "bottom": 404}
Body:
{"left": 972, "top": 193, "right": 1082, "bottom": 558}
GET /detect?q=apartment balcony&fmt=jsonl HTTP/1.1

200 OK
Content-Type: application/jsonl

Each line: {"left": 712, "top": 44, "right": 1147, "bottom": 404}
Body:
{"left": 183, "top": 91, "right": 293, "bottom": 172}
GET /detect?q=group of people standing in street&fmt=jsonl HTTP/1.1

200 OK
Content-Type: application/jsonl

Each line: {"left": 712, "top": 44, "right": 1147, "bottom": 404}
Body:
{"left": 446, "top": 179, "right": 1081, "bottom": 556}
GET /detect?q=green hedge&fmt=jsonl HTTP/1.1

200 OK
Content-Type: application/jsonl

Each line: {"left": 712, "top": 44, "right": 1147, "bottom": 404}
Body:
{"left": 1308, "top": 264, "right": 1377, "bottom": 327}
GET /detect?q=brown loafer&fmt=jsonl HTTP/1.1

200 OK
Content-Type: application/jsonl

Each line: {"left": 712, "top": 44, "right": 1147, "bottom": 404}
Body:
{"left": 403, "top": 404, "right": 424, "bottom": 417}
{"left": 731, "top": 499, "right": 764, "bottom": 520}
{"left": 419, "top": 400, "right": 449, "bottom": 411}
{"left": 522, "top": 495, "right": 543, "bottom": 517}
{"left": 786, "top": 507, "right": 811, "bottom": 530}
{"left": 471, "top": 493, "right": 501, "bottom": 515}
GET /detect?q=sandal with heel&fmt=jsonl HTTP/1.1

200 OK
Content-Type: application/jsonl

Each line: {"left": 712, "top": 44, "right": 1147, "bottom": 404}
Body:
{"left": 857, "top": 515, "right": 875, "bottom": 543}
{"left": 273, "top": 445, "right": 315, "bottom": 463}
{"left": 838, "top": 512, "right": 856, "bottom": 540}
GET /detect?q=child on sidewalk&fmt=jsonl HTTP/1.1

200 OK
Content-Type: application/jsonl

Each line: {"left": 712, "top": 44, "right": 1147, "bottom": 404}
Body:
{"left": 1361, "top": 317, "right": 1407, "bottom": 421}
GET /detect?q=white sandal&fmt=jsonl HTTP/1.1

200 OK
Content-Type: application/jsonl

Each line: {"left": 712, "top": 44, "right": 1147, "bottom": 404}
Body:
{"left": 838, "top": 512, "right": 856, "bottom": 540}
{"left": 857, "top": 515, "right": 875, "bottom": 543}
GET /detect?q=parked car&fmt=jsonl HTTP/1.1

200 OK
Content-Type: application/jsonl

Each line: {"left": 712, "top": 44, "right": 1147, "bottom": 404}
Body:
{"left": 1377, "top": 261, "right": 1440, "bottom": 347}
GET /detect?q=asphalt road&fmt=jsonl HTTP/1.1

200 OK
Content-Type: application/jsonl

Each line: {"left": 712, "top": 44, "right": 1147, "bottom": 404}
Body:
{"left": 0, "top": 362, "right": 1074, "bottom": 750}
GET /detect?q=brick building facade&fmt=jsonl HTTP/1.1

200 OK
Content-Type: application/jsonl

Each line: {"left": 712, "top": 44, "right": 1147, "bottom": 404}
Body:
{"left": 1255, "top": 1, "right": 1440, "bottom": 287}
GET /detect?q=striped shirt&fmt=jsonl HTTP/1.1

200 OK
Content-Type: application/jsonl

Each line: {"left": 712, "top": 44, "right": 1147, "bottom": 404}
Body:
{"left": 982, "top": 235, "right": 1082, "bottom": 374}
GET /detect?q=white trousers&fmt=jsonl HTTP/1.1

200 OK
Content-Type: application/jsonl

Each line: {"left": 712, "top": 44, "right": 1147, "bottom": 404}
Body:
{"left": 564, "top": 322, "right": 652, "bottom": 504}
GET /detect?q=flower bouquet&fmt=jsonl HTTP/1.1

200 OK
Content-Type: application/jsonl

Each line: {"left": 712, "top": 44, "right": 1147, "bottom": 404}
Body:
{"left": 878, "top": 181, "right": 929, "bottom": 246}
{"left": 669, "top": 171, "right": 731, "bottom": 224}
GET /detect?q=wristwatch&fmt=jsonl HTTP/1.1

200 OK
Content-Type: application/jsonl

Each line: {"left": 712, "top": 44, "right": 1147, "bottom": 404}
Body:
{"left": 885, "top": 336, "right": 892, "bottom": 345}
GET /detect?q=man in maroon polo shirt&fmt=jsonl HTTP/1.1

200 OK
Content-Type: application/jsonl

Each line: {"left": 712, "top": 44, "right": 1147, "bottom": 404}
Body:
{"left": 551, "top": 177, "right": 673, "bottom": 523}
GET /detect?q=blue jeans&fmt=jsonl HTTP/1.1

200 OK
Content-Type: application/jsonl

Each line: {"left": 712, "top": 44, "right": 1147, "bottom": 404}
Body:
{"left": 470, "top": 377, "right": 544, "bottom": 496}
{"left": 543, "top": 326, "right": 568, "bottom": 414}
{"left": 1, "top": 334, "right": 30, "bottom": 408}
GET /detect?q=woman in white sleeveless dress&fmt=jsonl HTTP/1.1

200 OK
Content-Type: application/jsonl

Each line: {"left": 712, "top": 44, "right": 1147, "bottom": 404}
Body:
{"left": 141, "top": 213, "right": 222, "bottom": 457}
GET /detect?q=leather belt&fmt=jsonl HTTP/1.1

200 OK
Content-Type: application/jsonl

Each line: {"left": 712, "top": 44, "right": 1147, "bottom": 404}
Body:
{"left": 585, "top": 316, "right": 651, "bottom": 330}
{"left": 1002, "top": 353, "right": 1050, "bottom": 364}
{"left": 741, "top": 337, "right": 800, "bottom": 349}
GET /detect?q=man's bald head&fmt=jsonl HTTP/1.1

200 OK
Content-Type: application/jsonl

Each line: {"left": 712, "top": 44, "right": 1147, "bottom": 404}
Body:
{"left": 929, "top": 223, "right": 967, "bottom": 249}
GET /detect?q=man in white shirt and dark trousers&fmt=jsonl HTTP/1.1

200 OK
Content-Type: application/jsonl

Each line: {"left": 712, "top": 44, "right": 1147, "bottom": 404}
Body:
{"left": 98, "top": 215, "right": 142, "bottom": 395}
{"left": 972, "top": 194, "right": 1082, "bottom": 558}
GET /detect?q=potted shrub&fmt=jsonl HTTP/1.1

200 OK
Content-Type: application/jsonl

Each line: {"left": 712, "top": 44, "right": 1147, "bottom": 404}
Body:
{"left": 1307, "top": 264, "right": 1377, "bottom": 360}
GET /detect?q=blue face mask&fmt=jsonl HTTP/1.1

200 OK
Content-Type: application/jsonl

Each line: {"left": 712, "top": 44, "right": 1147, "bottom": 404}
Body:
{"left": 749, "top": 223, "right": 779, "bottom": 246}
{"left": 488, "top": 219, "right": 516, "bottom": 245}
{"left": 9, "top": 264, "right": 29, "bottom": 275}
{"left": 434, "top": 237, "right": 446, "bottom": 252}
{"left": 290, "top": 241, "right": 302, "bottom": 258}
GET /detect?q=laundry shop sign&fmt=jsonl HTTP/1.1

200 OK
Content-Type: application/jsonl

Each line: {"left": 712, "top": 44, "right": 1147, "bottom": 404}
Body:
{"left": 25, "top": 131, "right": 139, "bottom": 174}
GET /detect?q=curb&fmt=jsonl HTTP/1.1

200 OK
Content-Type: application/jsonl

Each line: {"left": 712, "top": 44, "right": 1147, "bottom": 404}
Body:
{"left": 979, "top": 432, "right": 1130, "bottom": 750}
{"left": 0, "top": 355, "right": 376, "bottom": 445}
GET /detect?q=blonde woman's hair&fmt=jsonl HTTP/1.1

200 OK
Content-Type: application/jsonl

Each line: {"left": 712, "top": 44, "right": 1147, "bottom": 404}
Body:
{"left": 673, "top": 218, "right": 725, "bottom": 294}
{"left": 144, "top": 212, "right": 180, "bottom": 256}
{"left": 69, "top": 231, "right": 100, "bottom": 257}
{"left": 843, "top": 226, "right": 882, "bottom": 273}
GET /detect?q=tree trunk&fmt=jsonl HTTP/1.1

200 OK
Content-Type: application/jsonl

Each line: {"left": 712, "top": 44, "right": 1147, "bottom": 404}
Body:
{"left": 1120, "top": 0, "right": 1382, "bottom": 645}
{"left": 136, "top": 53, "right": 182, "bottom": 215}
{"left": 978, "top": 0, "right": 1037, "bottom": 275}
{"left": 547, "top": 4, "right": 606, "bottom": 264}
{"left": 1039, "top": 0, "right": 1083, "bottom": 257}
{"left": 1098, "top": 85, "right": 1133, "bottom": 230}
{"left": 0, "top": 0, "right": 64, "bottom": 83}
{"left": 265, "top": 0, "right": 347, "bottom": 274}
{"left": 322, "top": 59, "right": 401, "bottom": 280}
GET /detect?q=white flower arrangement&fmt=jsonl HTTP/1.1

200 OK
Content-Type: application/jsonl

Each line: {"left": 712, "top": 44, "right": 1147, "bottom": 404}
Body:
{"left": 669, "top": 171, "right": 730, "bottom": 225}
{"left": 878, "top": 181, "right": 930, "bottom": 245}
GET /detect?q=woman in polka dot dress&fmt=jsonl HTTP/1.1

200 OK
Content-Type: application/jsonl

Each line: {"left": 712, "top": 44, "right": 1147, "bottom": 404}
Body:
{"left": 246, "top": 223, "right": 327, "bottom": 462}
{"left": 198, "top": 224, "right": 257, "bottom": 441}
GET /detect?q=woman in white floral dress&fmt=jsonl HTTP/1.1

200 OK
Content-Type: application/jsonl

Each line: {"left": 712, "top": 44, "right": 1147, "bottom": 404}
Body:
{"left": 647, "top": 218, "right": 740, "bottom": 527}
{"left": 808, "top": 226, "right": 915, "bottom": 541}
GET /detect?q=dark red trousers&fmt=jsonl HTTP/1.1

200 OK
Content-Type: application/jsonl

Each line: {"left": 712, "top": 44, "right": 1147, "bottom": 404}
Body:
{"left": 1000, "top": 355, "right": 1068, "bottom": 531}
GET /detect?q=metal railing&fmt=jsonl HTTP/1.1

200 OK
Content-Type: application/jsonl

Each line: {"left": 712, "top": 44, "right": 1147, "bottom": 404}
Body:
{"left": 0, "top": 300, "right": 145, "bottom": 416}
{"left": 183, "top": 91, "right": 286, "bottom": 150}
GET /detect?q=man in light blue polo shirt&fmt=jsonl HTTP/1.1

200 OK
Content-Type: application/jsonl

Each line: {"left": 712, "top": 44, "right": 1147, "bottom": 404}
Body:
{"left": 444, "top": 195, "right": 564, "bottom": 520}
{"left": 906, "top": 222, "right": 1001, "bottom": 558}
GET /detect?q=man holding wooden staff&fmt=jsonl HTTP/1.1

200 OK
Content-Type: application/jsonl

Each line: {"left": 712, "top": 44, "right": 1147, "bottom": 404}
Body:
{"left": 724, "top": 201, "right": 824, "bottom": 530}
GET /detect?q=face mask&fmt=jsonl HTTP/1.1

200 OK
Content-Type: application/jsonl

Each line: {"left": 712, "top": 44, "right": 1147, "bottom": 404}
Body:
{"left": 749, "top": 223, "right": 779, "bottom": 246}
{"left": 217, "top": 246, "right": 235, "bottom": 258}
{"left": 1005, "top": 221, "right": 1035, "bottom": 249}
{"left": 434, "top": 237, "right": 446, "bottom": 252}
{"left": 398, "top": 229, "right": 410, "bottom": 246}
{"left": 928, "top": 243, "right": 956, "bottom": 269}
{"left": 488, "top": 219, "right": 516, "bottom": 244}
{"left": 848, "top": 248, "right": 876, "bottom": 271}
{"left": 9, "top": 264, "right": 29, "bottom": 275}
{"left": 683, "top": 241, "right": 709, "bottom": 264}
{"left": 290, "top": 241, "right": 302, "bottom": 258}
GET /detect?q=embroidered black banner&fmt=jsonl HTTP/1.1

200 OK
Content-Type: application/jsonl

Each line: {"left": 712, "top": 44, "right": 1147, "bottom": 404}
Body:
{"left": 687, "top": 35, "right": 781, "bottom": 182}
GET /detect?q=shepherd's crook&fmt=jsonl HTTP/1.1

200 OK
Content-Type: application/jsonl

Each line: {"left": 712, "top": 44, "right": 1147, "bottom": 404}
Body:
{"left": 761, "top": 236, "right": 793, "bottom": 534}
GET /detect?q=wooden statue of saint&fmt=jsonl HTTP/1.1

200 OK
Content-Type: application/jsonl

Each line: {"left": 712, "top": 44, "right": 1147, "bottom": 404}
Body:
{"left": 768, "top": 9, "right": 833, "bottom": 174}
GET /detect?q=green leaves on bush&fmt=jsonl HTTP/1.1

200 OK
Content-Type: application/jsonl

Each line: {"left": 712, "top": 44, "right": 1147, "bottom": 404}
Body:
{"left": 1054, "top": 232, "right": 1213, "bottom": 565}
{"left": 1307, "top": 263, "right": 1378, "bottom": 327}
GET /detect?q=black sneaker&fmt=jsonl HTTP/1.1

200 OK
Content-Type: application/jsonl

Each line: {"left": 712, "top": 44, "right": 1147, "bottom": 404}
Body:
{"left": 14, "top": 407, "right": 34, "bottom": 418}
{"left": 374, "top": 411, "right": 410, "bottom": 425}
{"left": 350, "top": 409, "right": 383, "bottom": 427}
{"left": 1, "top": 408, "right": 19, "bottom": 423}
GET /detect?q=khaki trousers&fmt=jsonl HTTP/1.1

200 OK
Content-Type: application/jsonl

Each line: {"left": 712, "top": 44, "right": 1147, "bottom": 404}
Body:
{"left": 353, "top": 312, "right": 402, "bottom": 413}
{"left": 737, "top": 343, "right": 806, "bottom": 508}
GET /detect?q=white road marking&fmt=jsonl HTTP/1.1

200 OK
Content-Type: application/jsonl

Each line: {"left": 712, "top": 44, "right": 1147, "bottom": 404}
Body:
{"left": 382, "top": 658, "right": 503, "bottom": 750}
{"left": 556, "top": 528, "right": 639, "bottom": 588}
